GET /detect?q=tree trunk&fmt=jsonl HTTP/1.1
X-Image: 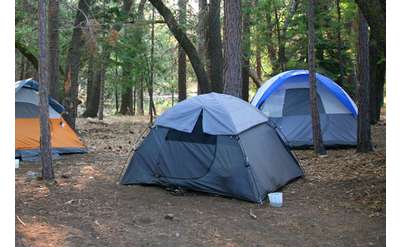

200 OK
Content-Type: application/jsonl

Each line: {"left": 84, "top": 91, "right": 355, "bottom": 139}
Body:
{"left": 273, "top": 3, "right": 284, "bottom": 72}
{"left": 255, "top": 47, "right": 262, "bottom": 80}
{"left": 19, "top": 55, "right": 26, "bottom": 80}
{"left": 336, "top": 0, "right": 345, "bottom": 85}
{"left": 357, "top": 9, "right": 372, "bottom": 152}
{"left": 178, "top": 0, "right": 187, "bottom": 101}
{"left": 97, "top": 61, "right": 106, "bottom": 120}
{"left": 120, "top": 86, "right": 133, "bottom": 115}
{"left": 48, "top": 0, "right": 60, "bottom": 100}
{"left": 137, "top": 80, "right": 144, "bottom": 116}
{"left": 278, "top": 0, "right": 298, "bottom": 72}
{"left": 223, "top": 0, "right": 242, "bottom": 98}
{"left": 82, "top": 56, "right": 101, "bottom": 118}
{"left": 149, "top": 0, "right": 210, "bottom": 94}
{"left": 149, "top": 6, "right": 156, "bottom": 123}
{"left": 63, "top": 0, "right": 92, "bottom": 129}
{"left": 114, "top": 58, "right": 119, "bottom": 113}
{"left": 265, "top": 10, "right": 279, "bottom": 74}
{"left": 206, "top": 0, "right": 223, "bottom": 93}
{"left": 38, "top": 0, "right": 54, "bottom": 180}
{"left": 119, "top": 66, "right": 134, "bottom": 115}
{"left": 241, "top": 0, "right": 251, "bottom": 101}
{"left": 308, "top": 0, "right": 326, "bottom": 156}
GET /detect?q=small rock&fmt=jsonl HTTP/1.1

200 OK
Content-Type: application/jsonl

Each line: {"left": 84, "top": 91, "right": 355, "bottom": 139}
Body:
{"left": 175, "top": 232, "right": 180, "bottom": 237}
{"left": 164, "top": 214, "right": 174, "bottom": 220}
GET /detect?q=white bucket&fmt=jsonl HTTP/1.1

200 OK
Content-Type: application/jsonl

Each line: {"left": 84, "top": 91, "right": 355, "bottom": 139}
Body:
{"left": 268, "top": 192, "right": 283, "bottom": 207}
{"left": 15, "top": 159, "right": 20, "bottom": 169}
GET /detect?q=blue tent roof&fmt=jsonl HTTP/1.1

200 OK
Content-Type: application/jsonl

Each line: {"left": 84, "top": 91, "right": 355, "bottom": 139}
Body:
{"left": 251, "top": 70, "right": 358, "bottom": 117}
{"left": 15, "top": 79, "right": 65, "bottom": 113}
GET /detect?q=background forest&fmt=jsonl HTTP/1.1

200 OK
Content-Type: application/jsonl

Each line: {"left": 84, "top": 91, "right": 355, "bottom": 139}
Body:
{"left": 15, "top": 0, "right": 386, "bottom": 127}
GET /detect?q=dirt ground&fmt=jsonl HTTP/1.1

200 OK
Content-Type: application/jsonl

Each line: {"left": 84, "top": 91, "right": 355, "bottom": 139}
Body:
{"left": 15, "top": 114, "right": 386, "bottom": 247}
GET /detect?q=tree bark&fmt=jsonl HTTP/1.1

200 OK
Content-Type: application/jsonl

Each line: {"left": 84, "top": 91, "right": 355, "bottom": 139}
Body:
{"left": 48, "top": 0, "right": 60, "bottom": 100}
{"left": 178, "top": 0, "right": 187, "bottom": 101}
{"left": 149, "top": 0, "right": 210, "bottom": 94}
{"left": 223, "top": 0, "right": 242, "bottom": 98}
{"left": 97, "top": 61, "right": 106, "bottom": 120}
{"left": 149, "top": 6, "right": 156, "bottom": 123}
{"left": 241, "top": 0, "right": 251, "bottom": 101}
{"left": 308, "top": 0, "right": 326, "bottom": 156}
{"left": 368, "top": 29, "right": 385, "bottom": 124}
{"left": 265, "top": 10, "right": 279, "bottom": 74}
{"left": 278, "top": 0, "right": 298, "bottom": 72}
{"left": 63, "top": 0, "right": 92, "bottom": 129}
{"left": 119, "top": 65, "right": 134, "bottom": 115}
{"left": 207, "top": 0, "right": 224, "bottom": 93}
{"left": 197, "top": 0, "right": 208, "bottom": 70}
{"left": 120, "top": 86, "right": 133, "bottom": 115}
{"left": 82, "top": 56, "right": 101, "bottom": 118}
{"left": 357, "top": 10, "right": 372, "bottom": 152}
{"left": 336, "top": 0, "right": 345, "bottom": 86}
{"left": 137, "top": 80, "right": 144, "bottom": 115}
{"left": 38, "top": 0, "right": 54, "bottom": 180}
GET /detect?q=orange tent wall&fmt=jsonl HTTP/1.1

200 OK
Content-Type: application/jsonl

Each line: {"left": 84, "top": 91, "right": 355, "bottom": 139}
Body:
{"left": 15, "top": 118, "right": 85, "bottom": 150}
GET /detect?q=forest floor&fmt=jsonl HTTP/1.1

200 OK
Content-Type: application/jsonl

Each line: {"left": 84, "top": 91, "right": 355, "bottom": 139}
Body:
{"left": 16, "top": 113, "right": 386, "bottom": 247}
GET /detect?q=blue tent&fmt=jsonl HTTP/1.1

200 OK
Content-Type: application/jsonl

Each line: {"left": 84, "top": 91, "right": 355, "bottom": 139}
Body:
{"left": 251, "top": 70, "right": 358, "bottom": 147}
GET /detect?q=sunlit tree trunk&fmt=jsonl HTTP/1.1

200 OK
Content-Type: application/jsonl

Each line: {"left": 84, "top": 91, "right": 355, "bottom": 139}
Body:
{"left": 38, "top": 0, "right": 54, "bottom": 180}
{"left": 308, "top": 0, "right": 326, "bottom": 156}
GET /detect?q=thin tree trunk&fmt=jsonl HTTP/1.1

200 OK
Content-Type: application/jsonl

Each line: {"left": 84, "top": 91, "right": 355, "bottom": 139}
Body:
{"left": 241, "top": 0, "right": 251, "bottom": 101}
{"left": 308, "top": 0, "right": 326, "bottom": 156}
{"left": 114, "top": 57, "right": 119, "bottom": 113}
{"left": 48, "top": 0, "right": 60, "bottom": 100}
{"left": 357, "top": 9, "right": 372, "bottom": 152}
{"left": 223, "top": 0, "right": 242, "bottom": 98}
{"left": 38, "top": 0, "right": 54, "bottom": 180}
{"left": 265, "top": 10, "right": 279, "bottom": 74}
{"left": 273, "top": 3, "right": 284, "bottom": 72}
{"left": 255, "top": 47, "right": 262, "bottom": 79}
{"left": 149, "top": 0, "right": 210, "bottom": 93}
{"left": 336, "top": 0, "right": 345, "bottom": 85}
{"left": 178, "top": 0, "right": 187, "bottom": 101}
{"left": 137, "top": 80, "right": 144, "bottom": 115}
{"left": 19, "top": 55, "right": 25, "bottom": 80}
{"left": 207, "top": 0, "right": 224, "bottom": 93}
{"left": 97, "top": 61, "right": 105, "bottom": 120}
{"left": 133, "top": 86, "right": 136, "bottom": 115}
{"left": 149, "top": 6, "right": 155, "bottom": 123}
{"left": 63, "top": 0, "right": 92, "bottom": 129}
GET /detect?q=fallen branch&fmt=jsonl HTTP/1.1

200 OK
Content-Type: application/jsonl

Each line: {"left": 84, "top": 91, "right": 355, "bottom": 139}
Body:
{"left": 16, "top": 215, "right": 26, "bottom": 226}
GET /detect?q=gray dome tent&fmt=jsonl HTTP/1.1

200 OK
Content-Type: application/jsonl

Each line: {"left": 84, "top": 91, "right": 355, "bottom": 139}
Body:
{"left": 121, "top": 93, "right": 303, "bottom": 203}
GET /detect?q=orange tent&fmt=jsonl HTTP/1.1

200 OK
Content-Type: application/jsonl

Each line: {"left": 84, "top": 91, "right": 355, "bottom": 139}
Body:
{"left": 15, "top": 79, "right": 86, "bottom": 159}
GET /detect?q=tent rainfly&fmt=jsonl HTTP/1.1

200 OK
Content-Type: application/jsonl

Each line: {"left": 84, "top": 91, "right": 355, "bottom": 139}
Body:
{"left": 251, "top": 70, "right": 358, "bottom": 147}
{"left": 15, "top": 79, "right": 86, "bottom": 159}
{"left": 121, "top": 93, "right": 303, "bottom": 203}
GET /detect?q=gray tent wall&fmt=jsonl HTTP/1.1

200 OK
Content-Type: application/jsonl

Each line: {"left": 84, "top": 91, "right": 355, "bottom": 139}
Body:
{"left": 121, "top": 122, "right": 303, "bottom": 203}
